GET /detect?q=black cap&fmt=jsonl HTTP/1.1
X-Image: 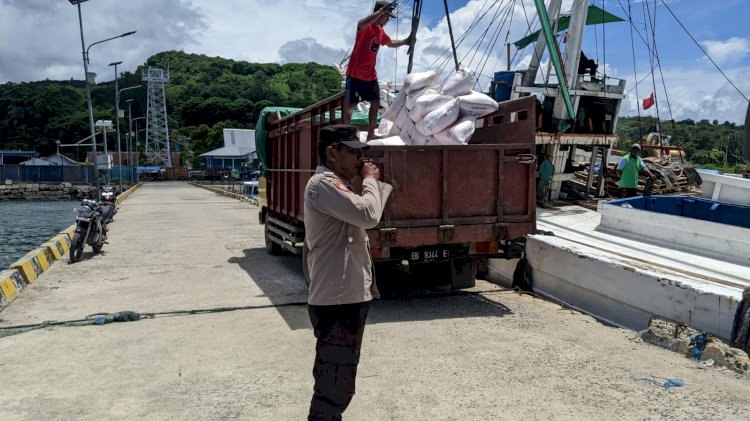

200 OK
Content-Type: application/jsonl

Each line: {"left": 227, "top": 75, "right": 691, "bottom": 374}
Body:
{"left": 319, "top": 125, "right": 370, "bottom": 150}
{"left": 374, "top": 1, "right": 397, "bottom": 18}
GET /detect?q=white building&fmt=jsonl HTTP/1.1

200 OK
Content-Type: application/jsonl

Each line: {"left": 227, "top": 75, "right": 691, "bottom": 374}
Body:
{"left": 200, "top": 129, "right": 256, "bottom": 171}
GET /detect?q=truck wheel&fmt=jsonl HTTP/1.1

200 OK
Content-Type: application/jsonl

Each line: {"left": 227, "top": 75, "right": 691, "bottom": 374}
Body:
{"left": 450, "top": 258, "right": 477, "bottom": 290}
{"left": 302, "top": 241, "right": 311, "bottom": 286}
{"left": 475, "top": 257, "right": 489, "bottom": 280}
{"left": 264, "top": 223, "right": 282, "bottom": 256}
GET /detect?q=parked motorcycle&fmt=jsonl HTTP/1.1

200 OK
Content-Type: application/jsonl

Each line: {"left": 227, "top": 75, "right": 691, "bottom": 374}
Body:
{"left": 100, "top": 186, "right": 119, "bottom": 222}
{"left": 70, "top": 199, "right": 107, "bottom": 263}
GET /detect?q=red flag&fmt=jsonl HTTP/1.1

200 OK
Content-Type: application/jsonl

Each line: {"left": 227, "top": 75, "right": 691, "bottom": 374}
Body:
{"left": 642, "top": 92, "right": 655, "bottom": 110}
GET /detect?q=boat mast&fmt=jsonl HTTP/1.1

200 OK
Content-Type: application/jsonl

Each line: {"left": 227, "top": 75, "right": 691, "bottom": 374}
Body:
{"left": 553, "top": 0, "right": 589, "bottom": 120}
{"left": 533, "top": 0, "right": 576, "bottom": 122}
{"left": 521, "top": 0, "right": 562, "bottom": 87}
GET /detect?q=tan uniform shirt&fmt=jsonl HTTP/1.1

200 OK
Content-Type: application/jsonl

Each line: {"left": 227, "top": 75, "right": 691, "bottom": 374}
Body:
{"left": 304, "top": 166, "right": 393, "bottom": 306}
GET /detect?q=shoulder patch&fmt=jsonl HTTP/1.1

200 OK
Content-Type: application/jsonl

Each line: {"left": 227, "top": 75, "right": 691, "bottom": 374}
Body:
{"left": 325, "top": 177, "right": 350, "bottom": 192}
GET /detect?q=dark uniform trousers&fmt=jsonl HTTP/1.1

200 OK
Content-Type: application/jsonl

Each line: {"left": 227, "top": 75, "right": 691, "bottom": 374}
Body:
{"left": 308, "top": 302, "right": 370, "bottom": 421}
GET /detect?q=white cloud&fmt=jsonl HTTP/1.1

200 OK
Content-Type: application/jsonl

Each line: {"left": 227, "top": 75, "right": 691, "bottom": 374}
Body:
{"left": 700, "top": 37, "right": 750, "bottom": 65}
{"left": 0, "top": 0, "right": 747, "bottom": 123}
{"left": 619, "top": 65, "right": 750, "bottom": 124}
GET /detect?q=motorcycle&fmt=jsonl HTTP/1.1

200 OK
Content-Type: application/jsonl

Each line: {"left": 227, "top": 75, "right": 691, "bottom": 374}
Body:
{"left": 100, "top": 186, "right": 119, "bottom": 222}
{"left": 70, "top": 199, "right": 108, "bottom": 263}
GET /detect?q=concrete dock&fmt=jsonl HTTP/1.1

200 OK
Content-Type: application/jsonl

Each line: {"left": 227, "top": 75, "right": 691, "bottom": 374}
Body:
{"left": 1, "top": 182, "right": 749, "bottom": 420}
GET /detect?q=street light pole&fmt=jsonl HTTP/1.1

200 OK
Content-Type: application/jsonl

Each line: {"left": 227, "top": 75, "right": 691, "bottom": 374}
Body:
{"left": 132, "top": 116, "right": 146, "bottom": 180}
{"left": 109, "top": 61, "right": 123, "bottom": 191}
{"left": 125, "top": 99, "right": 133, "bottom": 184}
{"left": 68, "top": 0, "right": 135, "bottom": 196}
{"left": 71, "top": 0, "right": 99, "bottom": 196}
{"left": 119, "top": 86, "right": 141, "bottom": 184}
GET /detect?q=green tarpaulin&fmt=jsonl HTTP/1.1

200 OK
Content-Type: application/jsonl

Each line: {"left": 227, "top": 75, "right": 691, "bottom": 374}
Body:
{"left": 254, "top": 105, "right": 372, "bottom": 175}
{"left": 513, "top": 5, "right": 624, "bottom": 50}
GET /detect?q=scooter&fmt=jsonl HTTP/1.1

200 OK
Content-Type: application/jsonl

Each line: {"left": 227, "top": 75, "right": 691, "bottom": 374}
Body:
{"left": 70, "top": 199, "right": 107, "bottom": 263}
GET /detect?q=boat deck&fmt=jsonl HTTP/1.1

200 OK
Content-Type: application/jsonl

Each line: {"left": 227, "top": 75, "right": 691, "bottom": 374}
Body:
{"left": 490, "top": 204, "right": 747, "bottom": 341}
{"left": 537, "top": 205, "right": 750, "bottom": 291}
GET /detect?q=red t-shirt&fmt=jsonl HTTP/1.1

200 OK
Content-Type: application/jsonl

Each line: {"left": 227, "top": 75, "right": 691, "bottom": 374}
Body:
{"left": 346, "top": 21, "right": 391, "bottom": 81}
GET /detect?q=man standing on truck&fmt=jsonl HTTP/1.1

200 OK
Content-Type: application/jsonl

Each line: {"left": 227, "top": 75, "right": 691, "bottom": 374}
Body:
{"left": 616, "top": 143, "right": 655, "bottom": 198}
{"left": 304, "top": 125, "right": 393, "bottom": 420}
{"left": 346, "top": 1, "right": 412, "bottom": 139}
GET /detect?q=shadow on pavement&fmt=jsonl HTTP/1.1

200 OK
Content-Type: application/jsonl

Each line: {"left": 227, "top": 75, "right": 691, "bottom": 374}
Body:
{"left": 230, "top": 248, "right": 513, "bottom": 331}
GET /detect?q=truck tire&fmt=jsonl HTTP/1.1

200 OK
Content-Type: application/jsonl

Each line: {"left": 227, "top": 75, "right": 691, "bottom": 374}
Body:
{"left": 450, "top": 258, "right": 477, "bottom": 289}
{"left": 475, "top": 257, "right": 489, "bottom": 280}
{"left": 264, "top": 223, "right": 282, "bottom": 256}
{"left": 302, "top": 241, "right": 311, "bottom": 285}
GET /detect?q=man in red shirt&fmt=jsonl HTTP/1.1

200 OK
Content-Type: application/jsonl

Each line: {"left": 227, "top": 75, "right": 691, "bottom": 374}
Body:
{"left": 346, "top": 1, "right": 411, "bottom": 139}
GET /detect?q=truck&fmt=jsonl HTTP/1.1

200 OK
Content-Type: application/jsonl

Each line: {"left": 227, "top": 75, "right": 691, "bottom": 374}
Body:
{"left": 256, "top": 92, "right": 538, "bottom": 289}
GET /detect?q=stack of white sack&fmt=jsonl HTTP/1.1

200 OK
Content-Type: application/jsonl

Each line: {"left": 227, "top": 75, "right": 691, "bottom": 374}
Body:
{"left": 379, "top": 66, "right": 499, "bottom": 145}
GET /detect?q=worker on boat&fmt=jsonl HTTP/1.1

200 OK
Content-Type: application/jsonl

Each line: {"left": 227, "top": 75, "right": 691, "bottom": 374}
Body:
{"left": 578, "top": 51, "right": 598, "bottom": 78}
{"left": 616, "top": 143, "right": 655, "bottom": 198}
{"left": 346, "top": 1, "right": 412, "bottom": 139}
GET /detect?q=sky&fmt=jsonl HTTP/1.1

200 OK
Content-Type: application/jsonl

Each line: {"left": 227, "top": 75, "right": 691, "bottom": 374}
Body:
{"left": 1, "top": 0, "right": 748, "bottom": 123}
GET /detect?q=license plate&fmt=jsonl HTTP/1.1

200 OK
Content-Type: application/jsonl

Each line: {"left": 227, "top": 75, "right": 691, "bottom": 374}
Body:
{"left": 76, "top": 217, "right": 91, "bottom": 222}
{"left": 409, "top": 248, "right": 450, "bottom": 263}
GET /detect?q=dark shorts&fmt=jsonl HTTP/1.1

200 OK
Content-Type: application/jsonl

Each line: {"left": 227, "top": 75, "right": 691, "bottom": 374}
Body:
{"left": 621, "top": 188, "right": 638, "bottom": 198}
{"left": 346, "top": 77, "right": 379, "bottom": 104}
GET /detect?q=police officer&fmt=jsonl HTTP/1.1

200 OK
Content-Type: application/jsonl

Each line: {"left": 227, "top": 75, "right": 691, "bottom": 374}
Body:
{"left": 303, "top": 124, "right": 393, "bottom": 420}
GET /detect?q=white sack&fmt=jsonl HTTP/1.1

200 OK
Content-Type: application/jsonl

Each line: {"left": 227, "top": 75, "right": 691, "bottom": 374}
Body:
{"left": 458, "top": 90, "right": 499, "bottom": 117}
{"left": 367, "top": 136, "right": 406, "bottom": 146}
{"left": 408, "top": 92, "right": 454, "bottom": 122}
{"left": 411, "top": 132, "right": 437, "bottom": 146}
{"left": 433, "top": 115, "right": 477, "bottom": 145}
{"left": 388, "top": 109, "right": 410, "bottom": 137}
{"left": 440, "top": 66, "right": 477, "bottom": 97}
{"left": 406, "top": 87, "right": 437, "bottom": 111}
{"left": 375, "top": 119, "right": 393, "bottom": 137}
{"left": 415, "top": 98, "right": 460, "bottom": 136}
{"left": 403, "top": 69, "right": 440, "bottom": 94}
{"left": 403, "top": 116, "right": 417, "bottom": 144}
{"left": 381, "top": 90, "right": 407, "bottom": 122}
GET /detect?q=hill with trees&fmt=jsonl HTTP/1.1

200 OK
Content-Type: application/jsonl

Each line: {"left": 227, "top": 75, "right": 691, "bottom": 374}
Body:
{"left": 0, "top": 51, "right": 341, "bottom": 166}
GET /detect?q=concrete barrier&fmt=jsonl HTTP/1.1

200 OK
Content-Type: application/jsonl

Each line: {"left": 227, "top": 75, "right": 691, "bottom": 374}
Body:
{"left": 189, "top": 182, "right": 258, "bottom": 206}
{"left": 42, "top": 235, "right": 70, "bottom": 261}
{"left": 115, "top": 182, "right": 142, "bottom": 206}
{"left": 10, "top": 247, "right": 49, "bottom": 284}
{"left": 0, "top": 270, "right": 26, "bottom": 310}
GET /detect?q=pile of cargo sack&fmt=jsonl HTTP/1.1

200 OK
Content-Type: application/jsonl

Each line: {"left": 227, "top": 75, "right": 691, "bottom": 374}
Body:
{"left": 370, "top": 66, "right": 499, "bottom": 146}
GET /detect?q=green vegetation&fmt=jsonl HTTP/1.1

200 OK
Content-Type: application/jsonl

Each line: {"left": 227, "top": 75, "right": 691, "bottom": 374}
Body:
{"left": 616, "top": 116, "right": 746, "bottom": 172}
{"left": 0, "top": 51, "right": 341, "bottom": 167}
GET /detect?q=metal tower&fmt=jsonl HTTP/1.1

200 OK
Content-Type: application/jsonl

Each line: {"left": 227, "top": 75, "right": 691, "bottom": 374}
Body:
{"left": 142, "top": 67, "right": 172, "bottom": 167}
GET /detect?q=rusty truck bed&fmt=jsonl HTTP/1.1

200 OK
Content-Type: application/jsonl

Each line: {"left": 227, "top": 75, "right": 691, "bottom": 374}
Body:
{"left": 263, "top": 92, "right": 536, "bottom": 255}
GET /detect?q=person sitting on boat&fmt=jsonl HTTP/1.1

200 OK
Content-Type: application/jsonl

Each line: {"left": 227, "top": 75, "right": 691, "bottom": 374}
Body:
{"left": 616, "top": 144, "right": 655, "bottom": 198}
{"left": 578, "top": 51, "right": 597, "bottom": 78}
{"left": 346, "top": 1, "right": 412, "bottom": 139}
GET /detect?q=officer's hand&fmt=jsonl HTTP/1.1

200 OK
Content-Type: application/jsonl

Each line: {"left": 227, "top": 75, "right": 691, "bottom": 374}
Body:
{"left": 359, "top": 161, "right": 381, "bottom": 181}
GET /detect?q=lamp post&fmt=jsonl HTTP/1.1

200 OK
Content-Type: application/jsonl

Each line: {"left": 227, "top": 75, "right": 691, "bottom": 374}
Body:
{"left": 69, "top": 0, "right": 99, "bottom": 195}
{"left": 132, "top": 116, "right": 146, "bottom": 179}
{"left": 125, "top": 99, "right": 134, "bottom": 184}
{"left": 119, "top": 86, "right": 141, "bottom": 185}
{"left": 109, "top": 61, "right": 122, "bottom": 191}
{"left": 70, "top": 0, "right": 136, "bottom": 198}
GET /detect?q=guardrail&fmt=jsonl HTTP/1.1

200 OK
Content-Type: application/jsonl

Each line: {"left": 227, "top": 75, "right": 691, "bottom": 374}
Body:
{"left": 189, "top": 182, "right": 258, "bottom": 206}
